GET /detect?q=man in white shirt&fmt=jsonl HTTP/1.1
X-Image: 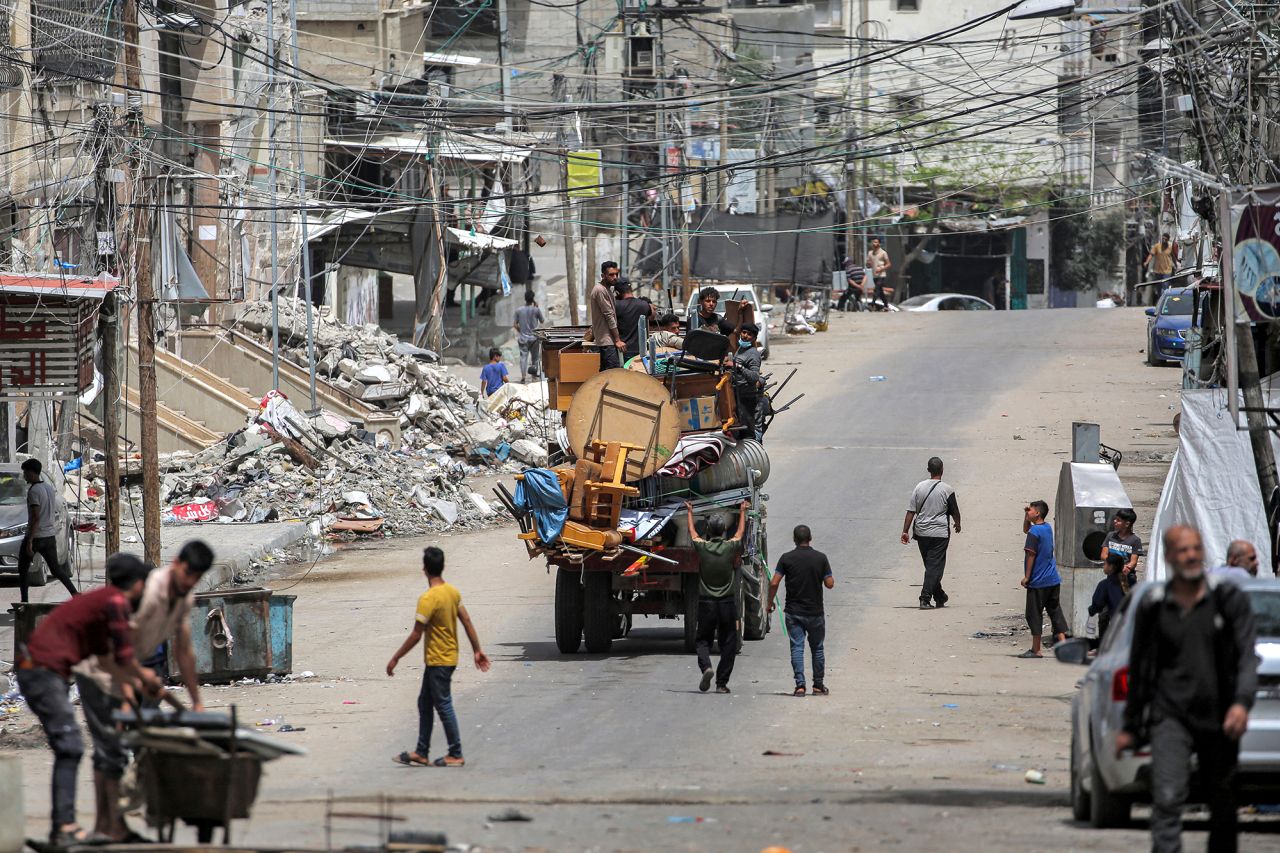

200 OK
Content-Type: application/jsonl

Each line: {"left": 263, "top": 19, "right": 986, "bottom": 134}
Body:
{"left": 866, "top": 237, "right": 892, "bottom": 310}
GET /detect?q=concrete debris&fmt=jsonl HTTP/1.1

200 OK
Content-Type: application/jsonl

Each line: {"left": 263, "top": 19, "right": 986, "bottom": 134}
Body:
{"left": 71, "top": 298, "right": 555, "bottom": 538}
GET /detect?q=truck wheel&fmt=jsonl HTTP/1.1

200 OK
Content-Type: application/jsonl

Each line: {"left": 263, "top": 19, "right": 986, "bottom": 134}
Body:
{"left": 554, "top": 568, "right": 584, "bottom": 654}
{"left": 683, "top": 574, "right": 699, "bottom": 653}
{"left": 741, "top": 560, "right": 768, "bottom": 641}
{"left": 582, "top": 571, "right": 614, "bottom": 653}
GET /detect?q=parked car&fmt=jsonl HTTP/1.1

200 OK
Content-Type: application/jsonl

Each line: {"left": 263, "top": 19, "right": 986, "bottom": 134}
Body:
{"left": 681, "top": 286, "right": 773, "bottom": 359}
{"left": 1145, "top": 287, "right": 1200, "bottom": 365}
{"left": 899, "top": 293, "right": 995, "bottom": 312}
{"left": 0, "top": 463, "right": 71, "bottom": 587}
{"left": 1058, "top": 579, "right": 1280, "bottom": 829}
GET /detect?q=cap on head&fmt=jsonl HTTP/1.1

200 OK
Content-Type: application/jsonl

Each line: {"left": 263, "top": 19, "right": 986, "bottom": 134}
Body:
{"left": 614, "top": 279, "right": 633, "bottom": 295}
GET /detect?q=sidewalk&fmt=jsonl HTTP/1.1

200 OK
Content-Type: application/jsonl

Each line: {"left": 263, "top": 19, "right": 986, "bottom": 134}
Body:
{"left": 2, "top": 519, "right": 312, "bottom": 610}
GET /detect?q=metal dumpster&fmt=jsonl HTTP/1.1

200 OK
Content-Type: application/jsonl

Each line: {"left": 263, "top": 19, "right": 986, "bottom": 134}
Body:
{"left": 177, "top": 588, "right": 296, "bottom": 683}
{"left": 9, "top": 602, "right": 60, "bottom": 658}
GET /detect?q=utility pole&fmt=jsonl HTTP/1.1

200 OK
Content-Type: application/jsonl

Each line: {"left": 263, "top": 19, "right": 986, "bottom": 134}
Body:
{"left": 858, "top": 0, "right": 870, "bottom": 268}
{"left": 123, "top": 0, "right": 160, "bottom": 565}
{"left": 93, "top": 103, "right": 121, "bottom": 555}
{"left": 288, "top": 0, "right": 317, "bottom": 409}
{"left": 266, "top": 0, "right": 281, "bottom": 388}
{"left": 561, "top": 165, "right": 580, "bottom": 324}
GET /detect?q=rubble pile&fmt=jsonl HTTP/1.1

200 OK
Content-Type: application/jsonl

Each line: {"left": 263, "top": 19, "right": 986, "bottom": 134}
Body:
{"left": 68, "top": 299, "right": 556, "bottom": 537}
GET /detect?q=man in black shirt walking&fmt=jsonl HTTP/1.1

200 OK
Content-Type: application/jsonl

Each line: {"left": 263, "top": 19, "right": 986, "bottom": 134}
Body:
{"left": 1118, "top": 525, "right": 1258, "bottom": 853}
{"left": 767, "top": 525, "right": 834, "bottom": 696}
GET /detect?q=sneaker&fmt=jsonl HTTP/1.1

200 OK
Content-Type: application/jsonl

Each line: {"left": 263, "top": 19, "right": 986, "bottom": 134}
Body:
{"left": 934, "top": 597, "right": 948, "bottom": 608}
{"left": 716, "top": 685, "right": 731, "bottom": 694}
{"left": 699, "top": 669, "right": 713, "bottom": 692}
{"left": 919, "top": 600, "right": 934, "bottom": 610}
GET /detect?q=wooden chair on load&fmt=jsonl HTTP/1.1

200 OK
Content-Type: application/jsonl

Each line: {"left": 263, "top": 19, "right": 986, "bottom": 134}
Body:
{"left": 579, "top": 440, "right": 642, "bottom": 530}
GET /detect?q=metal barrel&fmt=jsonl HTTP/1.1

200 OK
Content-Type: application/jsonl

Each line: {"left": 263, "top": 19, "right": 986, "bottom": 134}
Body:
{"left": 690, "top": 439, "right": 770, "bottom": 493}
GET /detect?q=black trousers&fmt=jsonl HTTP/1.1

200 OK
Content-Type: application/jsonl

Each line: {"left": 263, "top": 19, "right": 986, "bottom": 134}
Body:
{"left": 599, "top": 345, "right": 621, "bottom": 371}
{"left": 1150, "top": 716, "right": 1239, "bottom": 852}
{"left": 836, "top": 286, "right": 862, "bottom": 311}
{"left": 1025, "top": 584, "right": 1069, "bottom": 638}
{"left": 916, "top": 536, "right": 949, "bottom": 604}
{"left": 695, "top": 596, "right": 739, "bottom": 688}
{"left": 18, "top": 535, "right": 76, "bottom": 602}
{"left": 873, "top": 277, "right": 889, "bottom": 308}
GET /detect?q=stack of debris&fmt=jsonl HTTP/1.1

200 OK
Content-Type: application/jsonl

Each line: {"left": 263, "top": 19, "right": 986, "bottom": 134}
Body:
{"left": 67, "top": 300, "right": 555, "bottom": 536}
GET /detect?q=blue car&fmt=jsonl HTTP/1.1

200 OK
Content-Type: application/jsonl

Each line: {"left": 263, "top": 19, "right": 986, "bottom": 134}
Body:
{"left": 1145, "top": 287, "right": 1198, "bottom": 365}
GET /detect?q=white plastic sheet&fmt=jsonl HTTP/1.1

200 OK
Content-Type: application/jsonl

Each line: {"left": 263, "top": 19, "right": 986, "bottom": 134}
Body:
{"left": 1148, "top": 389, "right": 1274, "bottom": 579}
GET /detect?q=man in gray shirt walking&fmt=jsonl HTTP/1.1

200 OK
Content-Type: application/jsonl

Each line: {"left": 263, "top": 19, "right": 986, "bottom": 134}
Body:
{"left": 19, "top": 458, "right": 77, "bottom": 601}
{"left": 900, "top": 456, "right": 960, "bottom": 609}
{"left": 512, "top": 291, "right": 545, "bottom": 382}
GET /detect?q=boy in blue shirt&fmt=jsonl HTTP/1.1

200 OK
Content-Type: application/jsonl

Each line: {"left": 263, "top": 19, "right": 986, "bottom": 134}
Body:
{"left": 479, "top": 347, "right": 509, "bottom": 397}
{"left": 1020, "top": 500, "right": 1069, "bottom": 658}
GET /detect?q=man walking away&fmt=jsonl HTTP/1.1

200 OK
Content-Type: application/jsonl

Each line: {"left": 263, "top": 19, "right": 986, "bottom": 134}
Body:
{"left": 768, "top": 525, "right": 834, "bottom": 696}
{"left": 16, "top": 554, "right": 161, "bottom": 846}
{"left": 585, "top": 261, "right": 626, "bottom": 370}
{"left": 1210, "top": 539, "right": 1259, "bottom": 584}
{"left": 73, "top": 540, "right": 214, "bottom": 842}
{"left": 387, "top": 547, "right": 490, "bottom": 767}
{"left": 1100, "top": 508, "right": 1141, "bottom": 589}
{"left": 901, "top": 457, "right": 960, "bottom": 609}
{"left": 866, "top": 237, "right": 892, "bottom": 309}
{"left": 686, "top": 500, "right": 748, "bottom": 694}
{"left": 512, "top": 291, "right": 545, "bottom": 382}
{"left": 1118, "top": 526, "right": 1257, "bottom": 853}
{"left": 1020, "top": 500, "right": 1069, "bottom": 658}
{"left": 19, "top": 458, "right": 77, "bottom": 601}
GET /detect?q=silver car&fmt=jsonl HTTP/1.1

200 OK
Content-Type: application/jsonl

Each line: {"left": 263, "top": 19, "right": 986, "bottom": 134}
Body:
{"left": 1057, "top": 579, "right": 1280, "bottom": 828}
{"left": 0, "top": 463, "right": 71, "bottom": 587}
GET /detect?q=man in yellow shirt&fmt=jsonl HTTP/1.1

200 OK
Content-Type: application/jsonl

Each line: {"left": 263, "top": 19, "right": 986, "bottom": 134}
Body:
{"left": 387, "top": 547, "right": 490, "bottom": 767}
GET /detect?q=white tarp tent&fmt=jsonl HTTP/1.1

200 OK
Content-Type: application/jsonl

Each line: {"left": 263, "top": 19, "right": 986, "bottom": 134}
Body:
{"left": 1148, "top": 388, "right": 1275, "bottom": 578}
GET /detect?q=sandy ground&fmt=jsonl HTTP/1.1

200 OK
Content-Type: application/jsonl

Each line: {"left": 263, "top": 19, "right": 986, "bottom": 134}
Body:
{"left": 13, "top": 306, "right": 1280, "bottom": 852}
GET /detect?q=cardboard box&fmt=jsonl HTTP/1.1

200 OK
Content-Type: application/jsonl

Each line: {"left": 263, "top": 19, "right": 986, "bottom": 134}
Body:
{"left": 678, "top": 396, "right": 721, "bottom": 431}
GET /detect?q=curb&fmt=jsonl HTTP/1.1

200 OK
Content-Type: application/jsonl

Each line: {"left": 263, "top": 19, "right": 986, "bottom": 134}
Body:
{"left": 195, "top": 522, "right": 313, "bottom": 593}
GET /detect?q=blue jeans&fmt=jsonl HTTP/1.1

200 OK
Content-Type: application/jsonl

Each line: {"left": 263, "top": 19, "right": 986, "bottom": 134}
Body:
{"left": 785, "top": 613, "right": 826, "bottom": 688}
{"left": 417, "top": 666, "right": 461, "bottom": 759}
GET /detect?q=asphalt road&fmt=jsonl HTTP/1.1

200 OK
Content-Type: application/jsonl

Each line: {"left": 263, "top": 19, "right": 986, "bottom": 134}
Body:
{"left": 17, "top": 306, "right": 1280, "bottom": 852}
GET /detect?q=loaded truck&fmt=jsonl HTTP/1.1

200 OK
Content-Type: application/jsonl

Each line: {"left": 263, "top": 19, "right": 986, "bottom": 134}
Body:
{"left": 493, "top": 316, "right": 795, "bottom": 656}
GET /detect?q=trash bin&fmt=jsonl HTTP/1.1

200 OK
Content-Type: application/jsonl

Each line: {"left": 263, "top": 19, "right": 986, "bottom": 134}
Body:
{"left": 1054, "top": 461, "right": 1133, "bottom": 636}
{"left": 9, "top": 602, "right": 60, "bottom": 659}
{"left": 180, "top": 588, "right": 296, "bottom": 683}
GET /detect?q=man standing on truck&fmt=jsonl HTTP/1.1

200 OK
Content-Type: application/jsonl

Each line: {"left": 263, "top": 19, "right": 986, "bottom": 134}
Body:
{"left": 585, "top": 261, "right": 626, "bottom": 370}
{"left": 1117, "top": 525, "right": 1257, "bottom": 853}
{"left": 685, "top": 500, "right": 749, "bottom": 694}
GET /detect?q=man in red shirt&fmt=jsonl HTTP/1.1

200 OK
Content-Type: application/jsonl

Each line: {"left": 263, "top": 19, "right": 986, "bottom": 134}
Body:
{"left": 16, "top": 554, "right": 161, "bottom": 846}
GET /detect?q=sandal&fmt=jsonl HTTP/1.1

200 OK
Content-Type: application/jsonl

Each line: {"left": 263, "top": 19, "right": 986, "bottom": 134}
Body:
{"left": 433, "top": 756, "right": 465, "bottom": 767}
{"left": 1017, "top": 650, "right": 1043, "bottom": 659}
{"left": 793, "top": 686, "right": 806, "bottom": 697}
{"left": 49, "top": 826, "right": 90, "bottom": 848}
{"left": 812, "top": 684, "right": 829, "bottom": 696}
{"left": 393, "top": 751, "right": 431, "bottom": 767}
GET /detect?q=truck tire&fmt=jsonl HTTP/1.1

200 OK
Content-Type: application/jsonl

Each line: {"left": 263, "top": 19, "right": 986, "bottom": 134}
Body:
{"left": 554, "top": 568, "right": 584, "bottom": 654}
{"left": 741, "top": 560, "right": 768, "bottom": 641}
{"left": 582, "top": 571, "right": 614, "bottom": 653}
{"left": 683, "top": 574, "right": 699, "bottom": 653}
